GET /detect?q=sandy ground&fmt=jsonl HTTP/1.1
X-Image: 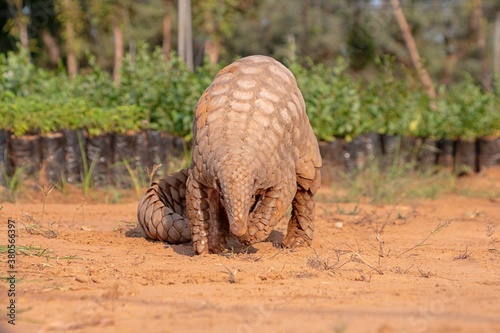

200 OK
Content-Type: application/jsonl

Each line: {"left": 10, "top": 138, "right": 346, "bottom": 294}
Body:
{"left": 0, "top": 169, "right": 499, "bottom": 333}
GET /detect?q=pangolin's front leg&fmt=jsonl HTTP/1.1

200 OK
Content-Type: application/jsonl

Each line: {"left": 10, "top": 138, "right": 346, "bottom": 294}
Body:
{"left": 239, "top": 185, "right": 292, "bottom": 245}
{"left": 281, "top": 184, "right": 315, "bottom": 248}
{"left": 186, "top": 172, "right": 228, "bottom": 254}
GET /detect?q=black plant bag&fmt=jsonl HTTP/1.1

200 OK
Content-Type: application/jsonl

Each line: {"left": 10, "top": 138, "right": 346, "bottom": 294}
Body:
{"left": 454, "top": 139, "right": 477, "bottom": 175}
{"left": 112, "top": 131, "right": 149, "bottom": 187}
{"left": 40, "top": 132, "right": 66, "bottom": 184}
{"left": 345, "top": 133, "right": 382, "bottom": 171}
{"left": 478, "top": 137, "right": 500, "bottom": 171}
{"left": 62, "top": 129, "right": 84, "bottom": 184}
{"left": 85, "top": 132, "right": 113, "bottom": 187}
{"left": 7, "top": 132, "right": 41, "bottom": 178}
{"left": 0, "top": 130, "right": 6, "bottom": 186}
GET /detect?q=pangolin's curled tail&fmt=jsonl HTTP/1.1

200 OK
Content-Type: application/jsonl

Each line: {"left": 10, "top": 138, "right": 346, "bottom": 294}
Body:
{"left": 137, "top": 169, "right": 191, "bottom": 243}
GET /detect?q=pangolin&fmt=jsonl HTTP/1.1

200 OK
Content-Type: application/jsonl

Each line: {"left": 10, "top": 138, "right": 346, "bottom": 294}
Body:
{"left": 137, "top": 55, "right": 322, "bottom": 254}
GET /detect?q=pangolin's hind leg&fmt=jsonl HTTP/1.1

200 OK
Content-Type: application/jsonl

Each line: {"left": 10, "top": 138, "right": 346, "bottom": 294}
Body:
{"left": 281, "top": 169, "right": 320, "bottom": 248}
{"left": 137, "top": 169, "right": 191, "bottom": 243}
{"left": 281, "top": 185, "right": 315, "bottom": 248}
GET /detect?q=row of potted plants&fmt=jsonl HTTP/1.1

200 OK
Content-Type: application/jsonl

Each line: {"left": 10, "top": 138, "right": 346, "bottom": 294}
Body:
{"left": 0, "top": 47, "right": 499, "bottom": 188}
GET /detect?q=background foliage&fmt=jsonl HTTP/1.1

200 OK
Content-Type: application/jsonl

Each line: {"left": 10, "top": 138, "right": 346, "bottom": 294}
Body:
{"left": 1, "top": 47, "right": 499, "bottom": 140}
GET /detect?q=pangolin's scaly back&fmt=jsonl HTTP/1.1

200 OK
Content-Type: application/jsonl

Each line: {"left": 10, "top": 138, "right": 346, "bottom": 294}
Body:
{"left": 192, "top": 55, "right": 319, "bottom": 187}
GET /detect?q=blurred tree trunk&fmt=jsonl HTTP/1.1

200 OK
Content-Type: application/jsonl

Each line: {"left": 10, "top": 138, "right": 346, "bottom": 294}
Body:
{"left": 7, "top": 0, "right": 29, "bottom": 50}
{"left": 40, "top": 29, "right": 61, "bottom": 66}
{"left": 495, "top": 12, "right": 500, "bottom": 75}
{"left": 64, "top": 0, "right": 78, "bottom": 77}
{"left": 112, "top": 10, "right": 124, "bottom": 86}
{"left": 199, "top": 1, "right": 220, "bottom": 64}
{"left": 300, "top": 0, "right": 309, "bottom": 57}
{"left": 178, "top": 0, "right": 193, "bottom": 70}
{"left": 390, "top": 0, "right": 436, "bottom": 101}
{"left": 471, "top": 0, "right": 491, "bottom": 91}
{"left": 60, "top": 0, "right": 79, "bottom": 77}
{"left": 162, "top": 0, "right": 173, "bottom": 60}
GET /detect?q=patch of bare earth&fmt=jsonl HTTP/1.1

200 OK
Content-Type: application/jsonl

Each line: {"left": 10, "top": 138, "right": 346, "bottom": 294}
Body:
{"left": 1, "top": 168, "right": 499, "bottom": 333}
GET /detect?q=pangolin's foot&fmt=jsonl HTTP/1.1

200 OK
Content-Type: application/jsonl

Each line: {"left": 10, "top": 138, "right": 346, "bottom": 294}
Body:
{"left": 193, "top": 239, "right": 226, "bottom": 255}
{"left": 192, "top": 228, "right": 228, "bottom": 254}
{"left": 281, "top": 228, "right": 312, "bottom": 248}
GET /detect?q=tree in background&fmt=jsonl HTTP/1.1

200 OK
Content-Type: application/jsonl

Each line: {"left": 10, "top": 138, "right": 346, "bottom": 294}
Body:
{"left": 56, "top": 0, "right": 85, "bottom": 77}
{"left": 391, "top": 0, "right": 436, "bottom": 100}
{"left": 192, "top": 0, "right": 255, "bottom": 64}
{"left": 5, "top": 0, "right": 30, "bottom": 50}
{"left": 347, "top": 0, "right": 376, "bottom": 71}
{"left": 163, "top": 0, "right": 174, "bottom": 60}
{"left": 0, "top": 0, "right": 499, "bottom": 87}
{"left": 87, "top": 0, "right": 133, "bottom": 84}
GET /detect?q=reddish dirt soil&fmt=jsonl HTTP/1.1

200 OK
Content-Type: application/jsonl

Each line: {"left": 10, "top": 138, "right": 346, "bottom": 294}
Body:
{"left": 1, "top": 169, "right": 499, "bottom": 333}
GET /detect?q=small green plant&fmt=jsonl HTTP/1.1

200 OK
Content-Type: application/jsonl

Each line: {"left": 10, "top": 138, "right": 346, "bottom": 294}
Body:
{"left": 122, "top": 159, "right": 148, "bottom": 198}
{"left": 3, "top": 166, "right": 25, "bottom": 202}
{"left": 166, "top": 144, "right": 192, "bottom": 174}
{"left": 104, "top": 186, "right": 122, "bottom": 204}
{"left": 333, "top": 162, "right": 454, "bottom": 204}
{"left": 54, "top": 171, "right": 69, "bottom": 196}
{"left": 0, "top": 244, "right": 48, "bottom": 257}
{"left": 77, "top": 131, "right": 98, "bottom": 196}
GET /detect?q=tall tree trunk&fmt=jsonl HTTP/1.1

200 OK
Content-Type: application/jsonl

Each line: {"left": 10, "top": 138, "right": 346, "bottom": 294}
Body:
{"left": 63, "top": 0, "right": 78, "bottom": 77}
{"left": 18, "top": 20, "right": 29, "bottom": 50}
{"left": 300, "top": 0, "right": 310, "bottom": 57}
{"left": 113, "top": 16, "right": 124, "bottom": 86}
{"left": 495, "top": 12, "right": 500, "bottom": 76}
{"left": 203, "top": 7, "right": 219, "bottom": 65}
{"left": 7, "top": 0, "right": 29, "bottom": 49}
{"left": 186, "top": 0, "right": 193, "bottom": 70}
{"left": 472, "top": 0, "right": 491, "bottom": 91}
{"left": 40, "top": 29, "right": 61, "bottom": 66}
{"left": 178, "top": 0, "right": 193, "bottom": 70}
{"left": 390, "top": 0, "right": 436, "bottom": 101}
{"left": 162, "top": 0, "right": 173, "bottom": 60}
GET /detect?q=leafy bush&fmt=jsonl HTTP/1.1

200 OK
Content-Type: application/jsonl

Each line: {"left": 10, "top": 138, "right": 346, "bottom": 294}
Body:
{"left": 440, "top": 76, "right": 497, "bottom": 140}
{"left": 0, "top": 48, "right": 36, "bottom": 96}
{"left": 361, "top": 58, "right": 431, "bottom": 138}
{"left": 290, "top": 57, "right": 362, "bottom": 141}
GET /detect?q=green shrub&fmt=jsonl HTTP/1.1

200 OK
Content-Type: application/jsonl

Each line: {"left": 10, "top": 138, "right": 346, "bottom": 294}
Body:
{"left": 441, "top": 76, "right": 497, "bottom": 140}
{"left": 361, "top": 58, "right": 432, "bottom": 138}
{"left": 291, "top": 57, "right": 362, "bottom": 141}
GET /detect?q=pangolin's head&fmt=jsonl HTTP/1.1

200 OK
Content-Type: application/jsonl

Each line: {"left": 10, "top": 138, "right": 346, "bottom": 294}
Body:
{"left": 215, "top": 156, "right": 259, "bottom": 238}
